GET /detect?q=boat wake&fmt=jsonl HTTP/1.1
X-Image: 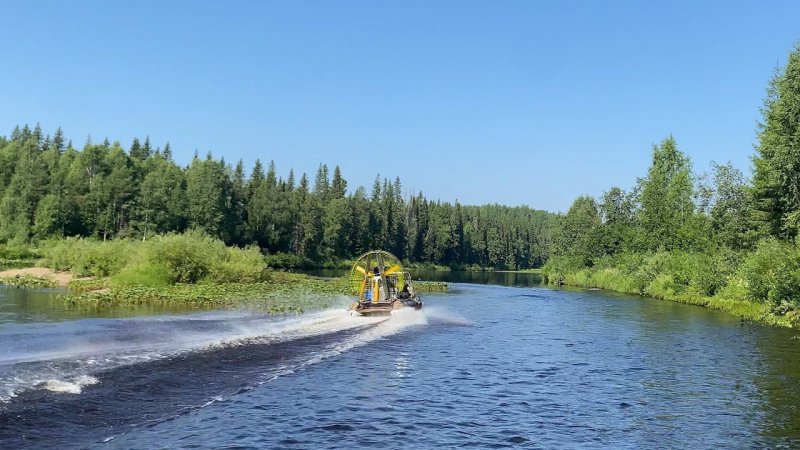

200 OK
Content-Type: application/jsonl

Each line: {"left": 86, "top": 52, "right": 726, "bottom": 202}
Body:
{"left": 0, "top": 307, "right": 390, "bottom": 403}
{"left": 0, "top": 301, "right": 461, "bottom": 405}
{"left": 0, "top": 303, "right": 463, "bottom": 448}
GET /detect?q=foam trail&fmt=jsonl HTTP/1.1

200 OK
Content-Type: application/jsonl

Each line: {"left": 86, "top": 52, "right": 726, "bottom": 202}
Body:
{"left": 421, "top": 305, "right": 474, "bottom": 326}
{"left": 0, "top": 308, "right": 382, "bottom": 402}
{"left": 287, "top": 307, "right": 429, "bottom": 372}
{"left": 40, "top": 375, "right": 99, "bottom": 394}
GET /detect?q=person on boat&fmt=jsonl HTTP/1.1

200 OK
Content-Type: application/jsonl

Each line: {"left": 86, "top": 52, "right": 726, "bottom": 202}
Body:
{"left": 383, "top": 265, "right": 397, "bottom": 294}
{"left": 371, "top": 266, "right": 385, "bottom": 302}
{"left": 398, "top": 284, "right": 411, "bottom": 300}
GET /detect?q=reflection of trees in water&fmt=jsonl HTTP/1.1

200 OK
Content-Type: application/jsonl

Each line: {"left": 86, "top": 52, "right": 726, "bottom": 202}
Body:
{"left": 751, "top": 328, "right": 800, "bottom": 445}
{"left": 299, "top": 269, "right": 544, "bottom": 287}
{"left": 1, "top": 288, "right": 186, "bottom": 323}
{"left": 591, "top": 295, "right": 800, "bottom": 446}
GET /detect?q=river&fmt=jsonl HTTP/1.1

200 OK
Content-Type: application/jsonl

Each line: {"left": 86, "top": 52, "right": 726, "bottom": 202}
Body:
{"left": 1, "top": 275, "right": 799, "bottom": 448}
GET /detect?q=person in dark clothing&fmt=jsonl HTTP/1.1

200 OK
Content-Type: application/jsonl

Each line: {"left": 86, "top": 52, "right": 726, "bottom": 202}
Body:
{"left": 398, "top": 284, "right": 411, "bottom": 299}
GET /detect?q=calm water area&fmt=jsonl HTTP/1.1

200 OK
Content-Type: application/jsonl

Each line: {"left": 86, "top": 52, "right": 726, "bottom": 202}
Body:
{"left": 1, "top": 272, "right": 799, "bottom": 448}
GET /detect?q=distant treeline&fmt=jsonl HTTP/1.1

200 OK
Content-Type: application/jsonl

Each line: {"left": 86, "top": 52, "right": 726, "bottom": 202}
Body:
{"left": 544, "top": 44, "right": 800, "bottom": 318}
{"left": 0, "top": 127, "right": 557, "bottom": 269}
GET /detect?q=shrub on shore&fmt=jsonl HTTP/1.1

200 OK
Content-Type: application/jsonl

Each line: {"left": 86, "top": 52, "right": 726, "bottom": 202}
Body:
{"left": 41, "top": 231, "right": 270, "bottom": 287}
{"left": 542, "top": 240, "right": 800, "bottom": 327}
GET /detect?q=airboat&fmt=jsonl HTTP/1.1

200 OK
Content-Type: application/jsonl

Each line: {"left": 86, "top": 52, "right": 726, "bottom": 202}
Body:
{"left": 348, "top": 250, "right": 423, "bottom": 316}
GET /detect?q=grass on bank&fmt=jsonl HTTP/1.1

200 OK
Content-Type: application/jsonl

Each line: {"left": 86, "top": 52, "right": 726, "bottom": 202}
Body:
{"left": 0, "top": 232, "right": 448, "bottom": 312}
{"left": 542, "top": 243, "right": 800, "bottom": 328}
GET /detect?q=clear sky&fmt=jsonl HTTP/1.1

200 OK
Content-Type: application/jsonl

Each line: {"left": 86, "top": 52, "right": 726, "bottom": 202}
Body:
{"left": 2, "top": 1, "right": 799, "bottom": 212}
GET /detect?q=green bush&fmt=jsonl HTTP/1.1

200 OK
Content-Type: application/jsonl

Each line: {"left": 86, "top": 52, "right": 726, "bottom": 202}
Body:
{"left": 42, "top": 237, "right": 132, "bottom": 277}
{"left": 741, "top": 239, "right": 800, "bottom": 307}
{"left": 111, "top": 262, "right": 172, "bottom": 287}
{"left": 264, "top": 252, "right": 314, "bottom": 269}
{"left": 42, "top": 231, "right": 270, "bottom": 287}
{"left": 542, "top": 256, "right": 585, "bottom": 283}
{"left": 0, "top": 243, "right": 39, "bottom": 260}
{"left": 208, "top": 246, "right": 270, "bottom": 284}
{"left": 145, "top": 231, "right": 225, "bottom": 283}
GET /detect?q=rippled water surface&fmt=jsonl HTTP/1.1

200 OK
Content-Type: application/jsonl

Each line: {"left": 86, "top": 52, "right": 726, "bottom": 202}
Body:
{"left": 2, "top": 281, "right": 800, "bottom": 448}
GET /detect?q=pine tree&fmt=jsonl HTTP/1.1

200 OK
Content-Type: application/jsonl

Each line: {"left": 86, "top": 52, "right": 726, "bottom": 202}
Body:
{"left": 314, "top": 164, "right": 330, "bottom": 199}
{"left": 0, "top": 139, "right": 48, "bottom": 242}
{"left": 143, "top": 136, "right": 152, "bottom": 159}
{"left": 287, "top": 169, "right": 295, "bottom": 191}
{"left": 52, "top": 127, "right": 65, "bottom": 154}
{"left": 752, "top": 44, "right": 800, "bottom": 239}
{"left": 331, "top": 166, "right": 347, "bottom": 199}
{"left": 129, "top": 138, "right": 143, "bottom": 160}
{"left": 163, "top": 142, "right": 172, "bottom": 160}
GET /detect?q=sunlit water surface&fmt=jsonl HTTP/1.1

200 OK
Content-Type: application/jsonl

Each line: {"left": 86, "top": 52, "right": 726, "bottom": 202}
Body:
{"left": 1, "top": 279, "right": 799, "bottom": 449}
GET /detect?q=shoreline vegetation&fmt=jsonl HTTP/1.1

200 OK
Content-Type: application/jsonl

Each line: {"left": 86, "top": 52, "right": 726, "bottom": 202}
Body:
{"left": 2, "top": 45, "right": 800, "bottom": 328}
{"left": 541, "top": 255, "right": 797, "bottom": 329}
{"left": 538, "top": 45, "right": 800, "bottom": 330}
{"left": 0, "top": 233, "right": 448, "bottom": 314}
{"left": 0, "top": 234, "right": 796, "bottom": 328}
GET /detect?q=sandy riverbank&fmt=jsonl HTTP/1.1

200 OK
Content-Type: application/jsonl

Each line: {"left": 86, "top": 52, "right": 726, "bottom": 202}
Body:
{"left": 0, "top": 267, "right": 75, "bottom": 287}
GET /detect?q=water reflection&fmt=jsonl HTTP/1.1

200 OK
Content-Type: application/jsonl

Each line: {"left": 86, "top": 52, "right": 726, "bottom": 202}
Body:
{"left": 301, "top": 269, "right": 543, "bottom": 287}
{"left": 750, "top": 327, "right": 800, "bottom": 445}
{"left": 0, "top": 287, "right": 199, "bottom": 324}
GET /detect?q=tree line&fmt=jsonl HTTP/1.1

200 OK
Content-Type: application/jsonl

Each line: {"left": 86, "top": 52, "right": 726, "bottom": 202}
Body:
{"left": 546, "top": 43, "right": 800, "bottom": 312}
{"left": 0, "top": 126, "right": 557, "bottom": 269}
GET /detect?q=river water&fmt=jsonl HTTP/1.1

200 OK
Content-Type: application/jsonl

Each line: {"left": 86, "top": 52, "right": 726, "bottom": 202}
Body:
{"left": 1, "top": 276, "right": 799, "bottom": 448}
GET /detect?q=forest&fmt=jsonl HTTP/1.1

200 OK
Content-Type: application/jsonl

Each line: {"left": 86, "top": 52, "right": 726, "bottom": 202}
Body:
{"left": 2, "top": 41, "right": 799, "bottom": 322}
{"left": 0, "top": 126, "right": 557, "bottom": 270}
{"left": 543, "top": 44, "right": 800, "bottom": 321}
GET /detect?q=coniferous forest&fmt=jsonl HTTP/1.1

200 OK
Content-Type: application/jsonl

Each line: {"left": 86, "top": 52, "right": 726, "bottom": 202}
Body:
{"left": 0, "top": 126, "right": 557, "bottom": 269}
{"left": 2, "top": 41, "right": 800, "bottom": 322}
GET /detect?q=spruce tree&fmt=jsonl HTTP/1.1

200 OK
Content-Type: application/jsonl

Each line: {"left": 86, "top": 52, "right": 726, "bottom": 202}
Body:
{"left": 752, "top": 44, "right": 800, "bottom": 239}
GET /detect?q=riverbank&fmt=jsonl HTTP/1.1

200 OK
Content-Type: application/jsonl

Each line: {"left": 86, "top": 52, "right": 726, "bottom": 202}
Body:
{"left": 543, "top": 265, "right": 797, "bottom": 329}
{"left": 1, "top": 266, "right": 448, "bottom": 313}
{"left": 1, "top": 234, "right": 446, "bottom": 312}
{"left": 0, "top": 267, "right": 74, "bottom": 288}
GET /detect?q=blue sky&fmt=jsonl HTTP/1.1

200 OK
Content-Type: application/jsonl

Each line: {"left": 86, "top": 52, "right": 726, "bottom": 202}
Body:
{"left": 2, "top": 1, "right": 799, "bottom": 212}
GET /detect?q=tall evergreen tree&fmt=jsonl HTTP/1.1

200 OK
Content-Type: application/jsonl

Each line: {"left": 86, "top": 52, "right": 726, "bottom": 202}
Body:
{"left": 331, "top": 166, "right": 347, "bottom": 199}
{"left": 752, "top": 44, "right": 800, "bottom": 239}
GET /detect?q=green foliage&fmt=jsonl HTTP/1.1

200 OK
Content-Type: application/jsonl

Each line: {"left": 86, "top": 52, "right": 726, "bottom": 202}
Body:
{"left": 0, "top": 243, "right": 39, "bottom": 269}
{"left": 0, "top": 124, "right": 558, "bottom": 270}
{"left": 0, "top": 275, "right": 57, "bottom": 288}
{"left": 207, "top": 246, "right": 270, "bottom": 284}
{"left": 547, "top": 250, "right": 739, "bottom": 299}
{"left": 112, "top": 262, "right": 172, "bottom": 287}
{"left": 142, "top": 231, "right": 223, "bottom": 283}
{"left": 185, "top": 155, "right": 229, "bottom": 237}
{"left": 638, "top": 136, "right": 697, "bottom": 251}
{"left": 43, "top": 237, "right": 130, "bottom": 277}
{"left": 41, "top": 231, "right": 270, "bottom": 287}
{"left": 752, "top": 44, "right": 800, "bottom": 239}
{"left": 553, "top": 196, "right": 601, "bottom": 266}
{"left": 264, "top": 252, "right": 315, "bottom": 269}
{"left": 63, "top": 271, "right": 448, "bottom": 313}
{"left": 709, "top": 162, "right": 756, "bottom": 249}
{"left": 740, "top": 239, "right": 800, "bottom": 308}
